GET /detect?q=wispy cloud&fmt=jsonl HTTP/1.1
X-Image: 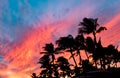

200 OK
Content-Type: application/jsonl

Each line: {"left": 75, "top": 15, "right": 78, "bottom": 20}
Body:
{"left": 0, "top": 0, "right": 120, "bottom": 78}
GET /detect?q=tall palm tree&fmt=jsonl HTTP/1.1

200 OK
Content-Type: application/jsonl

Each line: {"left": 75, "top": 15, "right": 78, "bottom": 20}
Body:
{"left": 79, "top": 17, "right": 106, "bottom": 45}
{"left": 79, "top": 18, "right": 107, "bottom": 69}
{"left": 56, "top": 35, "right": 78, "bottom": 67}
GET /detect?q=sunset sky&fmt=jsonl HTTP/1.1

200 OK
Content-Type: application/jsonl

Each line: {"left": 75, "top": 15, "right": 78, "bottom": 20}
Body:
{"left": 0, "top": 0, "right": 120, "bottom": 78}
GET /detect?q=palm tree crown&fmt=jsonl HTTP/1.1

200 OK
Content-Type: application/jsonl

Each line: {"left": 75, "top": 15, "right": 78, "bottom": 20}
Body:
{"left": 79, "top": 18, "right": 99, "bottom": 34}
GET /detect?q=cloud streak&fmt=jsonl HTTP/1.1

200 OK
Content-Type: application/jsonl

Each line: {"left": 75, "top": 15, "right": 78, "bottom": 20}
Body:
{"left": 0, "top": 0, "right": 120, "bottom": 78}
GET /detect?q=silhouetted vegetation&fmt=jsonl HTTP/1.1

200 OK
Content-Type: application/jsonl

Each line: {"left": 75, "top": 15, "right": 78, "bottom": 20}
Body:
{"left": 32, "top": 18, "right": 120, "bottom": 78}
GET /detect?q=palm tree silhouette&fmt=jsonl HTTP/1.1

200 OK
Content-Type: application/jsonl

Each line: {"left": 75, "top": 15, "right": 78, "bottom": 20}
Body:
{"left": 91, "top": 38, "right": 102, "bottom": 68}
{"left": 74, "top": 34, "right": 85, "bottom": 66}
{"left": 79, "top": 18, "right": 107, "bottom": 69}
{"left": 57, "top": 56, "right": 71, "bottom": 77}
{"left": 39, "top": 43, "right": 63, "bottom": 77}
{"left": 79, "top": 17, "right": 106, "bottom": 45}
{"left": 40, "top": 43, "right": 59, "bottom": 64}
{"left": 38, "top": 55, "right": 53, "bottom": 77}
{"left": 85, "top": 37, "right": 95, "bottom": 60}
{"left": 56, "top": 35, "right": 78, "bottom": 67}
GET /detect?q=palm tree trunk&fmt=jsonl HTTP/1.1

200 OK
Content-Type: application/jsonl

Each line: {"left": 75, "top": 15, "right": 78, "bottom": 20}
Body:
{"left": 93, "top": 31, "right": 97, "bottom": 45}
{"left": 93, "top": 31, "right": 98, "bottom": 68}
{"left": 77, "top": 49, "right": 82, "bottom": 66}
{"left": 85, "top": 50, "right": 89, "bottom": 60}
{"left": 70, "top": 48, "right": 78, "bottom": 67}
{"left": 50, "top": 54, "right": 55, "bottom": 64}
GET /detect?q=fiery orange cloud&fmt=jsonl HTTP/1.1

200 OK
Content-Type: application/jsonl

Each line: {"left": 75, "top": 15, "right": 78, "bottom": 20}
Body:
{"left": 1, "top": 1, "right": 120, "bottom": 78}
{"left": 1, "top": 13, "right": 120, "bottom": 78}
{"left": 1, "top": 16, "right": 80, "bottom": 77}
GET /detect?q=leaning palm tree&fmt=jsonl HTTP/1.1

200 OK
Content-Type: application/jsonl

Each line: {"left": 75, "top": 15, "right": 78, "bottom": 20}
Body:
{"left": 56, "top": 35, "right": 78, "bottom": 67}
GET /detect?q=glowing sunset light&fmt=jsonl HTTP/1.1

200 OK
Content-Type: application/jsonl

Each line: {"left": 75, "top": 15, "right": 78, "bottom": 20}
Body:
{"left": 0, "top": 0, "right": 120, "bottom": 78}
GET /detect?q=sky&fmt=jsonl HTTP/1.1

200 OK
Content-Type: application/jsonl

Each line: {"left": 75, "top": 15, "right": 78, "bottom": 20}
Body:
{"left": 0, "top": 0, "right": 120, "bottom": 78}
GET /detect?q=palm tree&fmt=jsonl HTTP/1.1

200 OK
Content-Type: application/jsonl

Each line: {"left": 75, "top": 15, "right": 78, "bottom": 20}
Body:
{"left": 56, "top": 35, "right": 78, "bottom": 67}
{"left": 74, "top": 34, "right": 85, "bottom": 65}
{"left": 40, "top": 43, "right": 62, "bottom": 64}
{"left": 79, "top": 18, "right": 107, "bottom": 69}
{"left": 38, "top": 55, "right": 53, "bottom": 77}
{"left": 57, "top": 56, "right": 71, "bottom": 77}
{"left": 85, "top": 37, "right": 95, "bottom": 59}
{"left": 92, "top": 38, "right": 103, "bottom": 68}
{"left": 40, "top": 43, "right": 63, "bottom": 77}
{"left": 79, "top": 17, "right": 106, "bottom": 45}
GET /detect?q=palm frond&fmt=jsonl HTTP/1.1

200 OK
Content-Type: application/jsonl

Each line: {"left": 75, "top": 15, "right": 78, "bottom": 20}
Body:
{"left": 96, "top": 27, "right": 107, "bottom": 33}
{"left": 40, "top": 52, "right": 48, "bottom": 54}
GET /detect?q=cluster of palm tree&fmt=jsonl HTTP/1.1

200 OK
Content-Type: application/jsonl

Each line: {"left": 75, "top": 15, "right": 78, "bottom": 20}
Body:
{"left": 31, "top": 18, "right": 120, "bottom": 78}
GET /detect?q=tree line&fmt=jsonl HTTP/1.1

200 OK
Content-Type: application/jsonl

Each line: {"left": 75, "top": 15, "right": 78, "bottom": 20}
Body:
{"left": 31, "top": 18, "right": 120, "bottom": 78}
